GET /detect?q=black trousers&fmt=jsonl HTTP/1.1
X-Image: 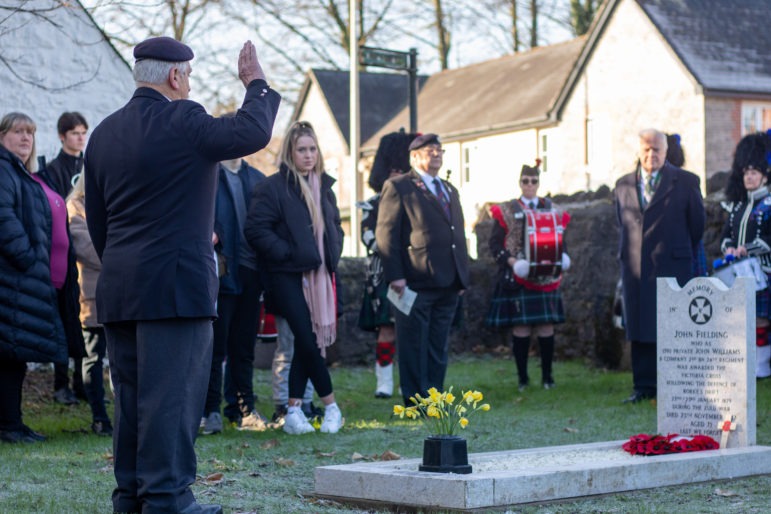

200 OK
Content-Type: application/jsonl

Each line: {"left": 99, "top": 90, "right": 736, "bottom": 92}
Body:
{"left": 206, "top": 266, "right": 262, "bottom": 417}
{"left": 82, "top": 327, "right": 110, "bottom": 424}
{"left": 104, "top": 318, "right": 212, "bottom": 514}
{"left": 631, "top": 340, "right": 657, "bottom": 396}
{"left": 269, "top": 272, "right": 332, "bottom": 399}
{"left": 394, "top": 286, "right": 459, "bottom": 405}
{"left": 0, "top": 359, "right": 26, "bottom": 430}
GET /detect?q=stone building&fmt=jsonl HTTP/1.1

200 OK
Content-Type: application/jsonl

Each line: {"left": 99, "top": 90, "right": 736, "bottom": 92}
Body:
{"left": 0, "top": 0, "right": 133, "bottom": 159}
{"left": 298, "top": 0, "right": 771, "bottom": 256}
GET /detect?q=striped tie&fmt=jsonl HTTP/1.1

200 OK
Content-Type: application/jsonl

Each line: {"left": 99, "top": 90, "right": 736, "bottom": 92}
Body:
{"left": 433, "top": 178, "right": 451, "bottom": 219}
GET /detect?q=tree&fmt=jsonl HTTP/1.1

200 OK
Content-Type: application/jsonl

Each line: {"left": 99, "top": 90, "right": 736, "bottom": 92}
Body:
{"left": 570, "top": 0, "right": 597, "bottom": 36}
{"left": 0, "top": 1, "right": 102, "bottom": 90}
{"left": 431, "top": 0, "right": 450, "bottom": 69}
{"left": 529, "top": 0, "right": 538, "bottom": 48}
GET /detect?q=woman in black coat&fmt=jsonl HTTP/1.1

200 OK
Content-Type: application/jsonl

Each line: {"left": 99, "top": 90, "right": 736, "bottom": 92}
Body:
{"left": 244, "top": 121, "right": 344, "bottom": 435}
{"left": 0, "top": 112, "right": 84, "bottom": 444}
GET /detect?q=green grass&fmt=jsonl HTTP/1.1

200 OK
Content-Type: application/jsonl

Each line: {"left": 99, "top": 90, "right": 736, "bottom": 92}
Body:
{"left": 2, "top": 356, "right": 770, "bottom": 512}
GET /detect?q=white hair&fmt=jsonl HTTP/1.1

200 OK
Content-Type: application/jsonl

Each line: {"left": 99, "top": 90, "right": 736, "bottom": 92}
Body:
{"left": 133, "top": 59, "right": 190, "bottom": 85}
{"left": 638, "top": 128, "right": 667, "bottom": 148}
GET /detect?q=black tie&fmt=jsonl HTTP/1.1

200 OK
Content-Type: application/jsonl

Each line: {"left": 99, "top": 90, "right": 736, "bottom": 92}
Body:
{"left": 529, "top": 201, "right": 535, "bottom": 209}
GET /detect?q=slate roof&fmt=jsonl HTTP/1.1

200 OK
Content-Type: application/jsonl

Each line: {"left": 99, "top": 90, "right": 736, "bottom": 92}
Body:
{"left": 363, "top": 38, "right": 586, "bottom": 150}
{"left": 293, "top": 69, "right": 428, "bottom": 151}
{"left": 637, "top": 0, "right": 771, "bottom": 94}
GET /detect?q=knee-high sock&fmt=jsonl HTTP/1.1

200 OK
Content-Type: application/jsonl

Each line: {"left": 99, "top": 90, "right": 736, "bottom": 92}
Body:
{"left": 511, "top": 335, "right": 530, "bottom": 385}
{"left": 757, "top": 326, "right": 768, "bottom": 346}
{"left": 538, "top": 335, "right": 555, "bottom": 384}
{"left": 376, "top": 341, "right": 396, "bottom": 366}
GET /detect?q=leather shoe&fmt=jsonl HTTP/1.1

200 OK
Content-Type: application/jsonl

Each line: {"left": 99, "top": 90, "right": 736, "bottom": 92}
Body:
{"left": 21, "top": 424, "right": 47, "bottom": 441}
{"left": 180, "top": 502, "right": 223, "bottom": 514}
{"left": 622, "top": 391, "right": 655, "bottom": 404}
{"left": 0, "top": 429, "right": 36, "bottom": 444}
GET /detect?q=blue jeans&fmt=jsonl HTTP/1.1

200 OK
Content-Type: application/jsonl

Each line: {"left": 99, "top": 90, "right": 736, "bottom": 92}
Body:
{"left": 82, "top": 327, "right": 110, "bottom": 424}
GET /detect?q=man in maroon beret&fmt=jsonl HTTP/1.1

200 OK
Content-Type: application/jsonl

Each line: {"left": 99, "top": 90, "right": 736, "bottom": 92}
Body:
{"left": 85, "top": 37, "right": 281, "bottom": 514}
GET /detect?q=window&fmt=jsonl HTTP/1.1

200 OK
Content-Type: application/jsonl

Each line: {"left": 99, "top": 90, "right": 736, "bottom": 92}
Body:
{"left": 463, "top": 147, "right": 471, "bottom": 183}
{"left": 540, "top": 133, "right": 549, "bottom": 173}
{"left": 742, "top": 102, "right": 771, "bottom": 135}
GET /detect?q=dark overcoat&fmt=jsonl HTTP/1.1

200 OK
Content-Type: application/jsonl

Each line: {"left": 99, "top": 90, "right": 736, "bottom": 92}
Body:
{"left": 0, "top": 146, "right": 67, "bottom": 363}
{"left": 214, "top": 161, "right": 265, "bottom": 295}
{"left": 243, "top": 163, "right": 343, "bottom": 276}
{"left": 615, "top": 162, "right": 705, "bottom": 342}
{"left": 376, "top": 169, "right": 470, "bottom": 290}
{"left": 84, "top": 80, "right": 281, "bottom": 322}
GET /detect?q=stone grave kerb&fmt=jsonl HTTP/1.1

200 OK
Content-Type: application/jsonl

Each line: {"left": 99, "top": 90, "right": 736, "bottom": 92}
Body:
{"left": 656, "top": 276, "right": 756, "bottom": 448}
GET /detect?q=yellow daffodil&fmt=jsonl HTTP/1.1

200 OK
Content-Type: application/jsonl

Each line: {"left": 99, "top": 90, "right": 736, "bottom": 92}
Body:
{"left": 445, "top": 393, "right": 455, "bottom": 404}
{"left": 405, "top": 408, "right": 419, "bottom": 419}
{"left": 426, "top": 405, "right": 440, "bottom": 418}
{"left": 463, "top": 391, "right": 474, "bottom": 404}
{"left": 472, "top": 391, "right": 483, "bottom": 402}
{"left": 458, "top": 406, "right": 467, "bottom": 414}
{"left": 481, "top": 403, "right": 491, "bottom": 411}
{"left": 394, "top": 405, "right": 405, "bottom": 417}
{"left": 459, "top": 417, "right": 469, "bottom": 428}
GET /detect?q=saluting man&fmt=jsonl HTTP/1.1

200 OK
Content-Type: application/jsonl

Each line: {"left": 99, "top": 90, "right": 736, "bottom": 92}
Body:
{"left": 376, "top": 133, "right": 470, "bottom": 407}
{"left": 84, "top": 37, "right": 280, "bottom": 514}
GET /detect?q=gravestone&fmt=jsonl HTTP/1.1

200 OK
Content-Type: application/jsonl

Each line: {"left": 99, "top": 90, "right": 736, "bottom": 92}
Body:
{"left": 656, "top": 277, "right": 756, "bottom": 447}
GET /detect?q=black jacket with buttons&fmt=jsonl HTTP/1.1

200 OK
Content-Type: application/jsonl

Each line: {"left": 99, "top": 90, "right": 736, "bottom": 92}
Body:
{"left": 376, "top": 169, "right": 470, "bottom": 290}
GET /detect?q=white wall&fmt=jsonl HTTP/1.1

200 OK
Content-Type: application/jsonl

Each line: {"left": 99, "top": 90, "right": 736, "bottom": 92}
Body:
{"left": 0, "top": 0, "right": 134, "bottom": 160}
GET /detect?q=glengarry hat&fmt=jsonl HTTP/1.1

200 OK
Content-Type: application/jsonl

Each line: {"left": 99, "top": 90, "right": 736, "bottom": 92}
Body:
{"left": 134, "top": 37, "right": 194, "bottom": 62}
{"left": 520, "top": 158, "right": 542, "bottom": 178}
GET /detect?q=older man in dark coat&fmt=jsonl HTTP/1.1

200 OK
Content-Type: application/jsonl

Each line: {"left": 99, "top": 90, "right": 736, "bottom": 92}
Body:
{"left": 376, "top": 134, "right": 470, "bottom": 406}
{"left": 615, "top": 128, "right": 705, "bottom": 404}
{"left": 85, "top": 37, "right": 280, "bottom": 514}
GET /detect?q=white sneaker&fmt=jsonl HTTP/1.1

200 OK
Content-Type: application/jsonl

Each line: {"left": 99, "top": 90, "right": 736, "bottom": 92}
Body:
{"left": 375, "top": 362, "right": 393, "bottom": 398}
{"left": 283, "top": 408, "right": 315, "bottom": 435}
{"left": 320, "top": 403, "right": 342, "bottom": 434}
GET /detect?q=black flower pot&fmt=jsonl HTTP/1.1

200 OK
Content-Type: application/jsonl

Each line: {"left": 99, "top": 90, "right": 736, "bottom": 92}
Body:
{"left": 419, "top": 435, "right": 472, "bottom": 474}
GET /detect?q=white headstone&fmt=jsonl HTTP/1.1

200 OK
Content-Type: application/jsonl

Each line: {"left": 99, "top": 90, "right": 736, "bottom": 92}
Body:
{"left": 657, "top": 277, "right": 756, "bottom": 448}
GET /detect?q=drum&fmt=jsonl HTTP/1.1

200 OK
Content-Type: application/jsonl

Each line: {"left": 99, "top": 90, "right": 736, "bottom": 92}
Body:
{"left": 523, "top": 209, "right": 564, "bottom": 278}
{"left": 712, "top": 256, "right": 768, "bottom": 291}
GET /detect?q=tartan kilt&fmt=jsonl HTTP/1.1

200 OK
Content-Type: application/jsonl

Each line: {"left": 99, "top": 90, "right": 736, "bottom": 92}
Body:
{"left": 358, "top": 280, "right": 393, "bottom": 331}
{"left": 757, "top": 287, "right": 770, "bottom": 319}
{"left": 486, "top": 281, "right": 565, "bottom": 327}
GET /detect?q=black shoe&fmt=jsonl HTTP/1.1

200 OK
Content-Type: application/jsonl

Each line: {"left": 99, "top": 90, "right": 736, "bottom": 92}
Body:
{"left": 179, "top": 501, "right": 223, "bottom": 514}
{"left": 0, "top": 429, "right": 36, "bottom": 444}
{"left": 543, "top": 382, "right": 555, "bottom": 390}
{"left": 302, "top": 402, "right": 324, "bottom": 423}
{"left": 54, "top": 388, "right": 79, "bottom": 405}
{"left": 73, "top": 384, "right": 89, "bottom": 401}
{"left": 622, "top": 391, "right": 655, "bottom": 404}
{"left": 272, "top": 404, "right": 288, "bottom": 423}
{"left": 21, "top": 424, "right": 46, "bottom": 441}
{"left": 92, "top": 421, "right": 113, "bottom": 436}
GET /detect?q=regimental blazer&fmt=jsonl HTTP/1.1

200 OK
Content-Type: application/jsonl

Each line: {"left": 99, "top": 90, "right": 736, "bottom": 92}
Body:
{"left": 721, "top": 186, "right": 771, "bottom": 272}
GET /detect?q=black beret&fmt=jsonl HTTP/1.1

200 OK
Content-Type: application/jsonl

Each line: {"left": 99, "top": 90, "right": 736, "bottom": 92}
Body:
{"left": 134, "top": 37, "right": 194, "bottom": 62}
{"left": 408, "top": 133, "right": 440, "bottom": 152}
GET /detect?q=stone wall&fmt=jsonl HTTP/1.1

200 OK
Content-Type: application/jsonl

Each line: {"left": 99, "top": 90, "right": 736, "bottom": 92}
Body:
{"left": 255, "top": 179, "right": 729, "bottom": 370}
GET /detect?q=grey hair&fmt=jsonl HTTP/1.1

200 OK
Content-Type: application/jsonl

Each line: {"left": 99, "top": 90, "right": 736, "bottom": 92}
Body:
{"left": 638, "top": 128, "right": 668, "bottom": 149}
{"left": 133, "top": 59, "right": 190, "bottom": 85}
{"left": 0, "top": 112, "right": 37, "bottom": 172}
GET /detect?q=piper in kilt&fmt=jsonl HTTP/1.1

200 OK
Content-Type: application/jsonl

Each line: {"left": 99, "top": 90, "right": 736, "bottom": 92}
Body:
{"left": 486, "top": 161, "right": 570, "bottom": 391}
{"left": 357, "top": 131, "right": 417, "bottom": 398}
{"left": 720, "top": 132, "right": 771, "bottom": 378}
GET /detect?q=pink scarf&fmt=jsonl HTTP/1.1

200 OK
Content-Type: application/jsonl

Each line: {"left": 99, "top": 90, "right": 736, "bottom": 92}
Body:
{"left": 302, "top": 172, "right": 337, "bottom": 355}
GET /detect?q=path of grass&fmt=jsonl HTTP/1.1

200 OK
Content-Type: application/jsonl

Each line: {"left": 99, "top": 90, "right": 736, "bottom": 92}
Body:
{"left": 1, "top": 356, "right": 769, "bottom": 512}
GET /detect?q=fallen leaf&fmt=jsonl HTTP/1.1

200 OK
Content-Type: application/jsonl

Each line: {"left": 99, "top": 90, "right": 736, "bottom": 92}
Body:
{"left": 568, "top": 419, "right": 576, "bottom": 424}
{"left": 248, "top": 472, "right": 261, "bottom": 477}
{"left": 714, "top": 488, "right": 739, "bottom": 497}
{"left": 274, "top": 457, "right": 296, "bottom": 467}
{"left": 260, "top": 439, "right": 280, "bottom": 449}
{"left": 376, "top": 450, "right": 401, "bottom": 461}
{"left": 564, "top": 427, "right": 579, "bottom": 433}
{"left": 204, "top": 472, "right": 223, "bottom": 484}
{"left": 316, "top": 451, "right": 337, "bottom": 458}
{"left": 351, "top": 452, "right": 366, "bottom": 461}
{"left": 241, "top": 442, "right": 250, "bottom": 448}
{"left": 102, "top": 453, "right": 114, "bottom": 462}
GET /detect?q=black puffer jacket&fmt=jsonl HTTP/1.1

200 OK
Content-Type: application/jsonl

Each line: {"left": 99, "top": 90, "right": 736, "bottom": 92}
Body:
{"left": 244, "top": 163, "right": 343, "bottom": 275}
{"left": 0, "top": 146, "right": 67, "bottom": 363}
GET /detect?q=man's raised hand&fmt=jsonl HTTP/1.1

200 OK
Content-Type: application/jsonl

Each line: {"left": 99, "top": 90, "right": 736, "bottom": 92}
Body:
{"left": 238, "top": 40, "right": 266, "bottom": 87}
